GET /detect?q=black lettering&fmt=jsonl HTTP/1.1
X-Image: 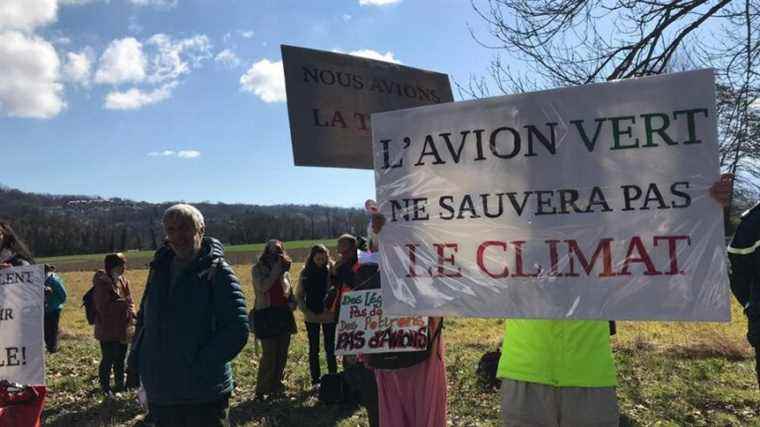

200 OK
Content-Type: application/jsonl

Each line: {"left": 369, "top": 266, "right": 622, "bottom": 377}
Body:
{"left": 319, "top": 69, "right": 336, "bottom": 85}
{"left": 670, "top": 182, "right": 691, "bottom": 208}
{"left": 482, "top": 193, "right": 505, "bottom": 218}
{"left": 439, "top": 131, "right": 471, "bottom": 164}
{"left": 457, "top": 195, "right": 481, "bottom": 219}
{"left": 586, "top": 187, "right": 613, "bottom": 212}
{"left": 303, "top": 67, "right": 319, "bottom": 83}
{"left": 622, "top": 185, "right": 643, "bottom": 211}
{"left": 439, "top": 196, "right": 455, "bottom": 220}
{"left": 506, "top": 192, "right": 532, "bottom": 216}
{"left": 414, "top": 135, "right": 446, "bottom": 166}
{"left": 489, "top": 127, "right": 521, "bottom": 159}
{"left": 535, "top": 191, "right": 556, "bottom": 215}
{"left": 571, "top": 119, "right": 606, "bottom": 152}
{"left": 525, "top": 123, "right": 558, "bottom": 156}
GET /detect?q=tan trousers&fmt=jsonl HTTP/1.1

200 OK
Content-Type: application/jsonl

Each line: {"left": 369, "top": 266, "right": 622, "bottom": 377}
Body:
{"left": 256, "top": 333, "right": 291, "bottom": 395}
{"left": 500, "top": 379, "right": 619, "bottom": 427}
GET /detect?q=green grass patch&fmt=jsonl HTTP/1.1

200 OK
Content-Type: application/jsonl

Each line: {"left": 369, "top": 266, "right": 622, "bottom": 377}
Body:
{"left": 38, "top": 239, "right": 337, "bottom": 264}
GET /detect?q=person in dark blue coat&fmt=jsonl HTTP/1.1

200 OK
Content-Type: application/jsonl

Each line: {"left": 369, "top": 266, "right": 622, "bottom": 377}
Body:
{"left": 127, "top": 204, "right": 248, "bottom": 427}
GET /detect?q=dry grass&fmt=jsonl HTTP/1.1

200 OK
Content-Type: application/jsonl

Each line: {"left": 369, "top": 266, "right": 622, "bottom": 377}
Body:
{"left": 42, "top": 264, "right": 760, "bottom": 426}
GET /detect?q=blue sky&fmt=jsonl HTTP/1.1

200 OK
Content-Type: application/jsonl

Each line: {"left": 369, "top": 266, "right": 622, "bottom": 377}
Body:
{"left": 0, "top": 0, "right": 497, "bottom": 207}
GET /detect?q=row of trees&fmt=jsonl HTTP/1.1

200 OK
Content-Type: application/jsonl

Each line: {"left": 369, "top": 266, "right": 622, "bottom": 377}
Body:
{"left": 0, "top": 186, "right": 367, "bottom": 257}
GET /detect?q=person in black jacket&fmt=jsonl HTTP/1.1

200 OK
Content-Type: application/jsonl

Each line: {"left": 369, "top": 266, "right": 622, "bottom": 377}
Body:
{"left": 295, "top": 244, "right": 337, "bottom": 387}
{"left": 127, "top": 204, "right": 249, "bottom": 427}
{"left": 726, "top": 179, "right": 760, "bottom": 389}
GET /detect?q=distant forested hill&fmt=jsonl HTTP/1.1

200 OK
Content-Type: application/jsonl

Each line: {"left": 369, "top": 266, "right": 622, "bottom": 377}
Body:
{"left": 0, "top": 184, "right": 367, "bottom": 257}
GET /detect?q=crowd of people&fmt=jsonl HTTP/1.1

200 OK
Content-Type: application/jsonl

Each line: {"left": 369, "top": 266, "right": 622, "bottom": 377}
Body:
{"left": 0, "top": 174, "right": 757, "bottom": 427}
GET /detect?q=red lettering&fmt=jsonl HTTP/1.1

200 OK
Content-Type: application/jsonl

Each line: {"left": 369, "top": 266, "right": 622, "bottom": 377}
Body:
{"left": 433, "top": 243, "right": 462, "bottom": 277}
{"left": 619, "top": 236, "right": 661, "bottom": 276}
{"left": 654, "top": 235, "right": 690, "bottom": 275}
{"left": 545, "top": 240, "right": 562, "bottom": 276}
{"left": 477, "top": 241, "right": 509, "bottom": 278}
{"left": 512, "top": 241, "right": 539, "bottom": 277}
{"left": 405, "top": 243, "right": 423, "bottom": 277}
{"left": 566, "top": 238, "right": 616, "bottom": 277}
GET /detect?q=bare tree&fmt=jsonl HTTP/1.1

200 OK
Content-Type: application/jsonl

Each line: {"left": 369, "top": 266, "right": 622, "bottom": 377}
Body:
{"left": 468, "top": 0, "right": 760, "bottom": 217}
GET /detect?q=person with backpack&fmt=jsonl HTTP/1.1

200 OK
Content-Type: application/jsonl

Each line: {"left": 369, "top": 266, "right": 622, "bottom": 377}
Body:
{"left": 126, "top": 204, "right": 248, "bottom": 426}
{"left": 43, "top": 264, "right": 66, "bottom": 353}
{"left": 251, "top": 239, "right": 297, "bottom": 400}
{"left": 295, "top": 244, "right": 337, "bottom": 388}
{"left": 0, "top": 221, "right": 34, "bottom": 268}
{"left": 92, "top": 253, "right": 135, "bottom": 396}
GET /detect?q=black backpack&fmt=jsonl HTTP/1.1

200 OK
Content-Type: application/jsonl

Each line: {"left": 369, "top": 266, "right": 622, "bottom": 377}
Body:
{"left": 475, "top": 350, "right": 502, "bottom": 390}
{"left": 82, "top": 286, "right": 97, "bottom": 325}
{"left": 318, "top": 373, "right": 345, "bottom": 404}
{"left": 353, "top": 263, "right": 444, "bottom": 370}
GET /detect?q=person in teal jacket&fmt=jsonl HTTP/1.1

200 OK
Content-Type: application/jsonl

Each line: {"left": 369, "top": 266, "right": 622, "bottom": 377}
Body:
{"left": 44, "top": 264, "right": 67, "bottom": 353}
{"left": 128, "top": 204, "right": 249, "bottom": 427}
{"left": 498, "top": 175, "right": 734, "bottom": 427}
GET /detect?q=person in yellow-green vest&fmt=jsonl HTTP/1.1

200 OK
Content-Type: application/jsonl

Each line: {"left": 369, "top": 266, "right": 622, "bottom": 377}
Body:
{"left": 498, "top": 174, "right": 733, "bottom": 427}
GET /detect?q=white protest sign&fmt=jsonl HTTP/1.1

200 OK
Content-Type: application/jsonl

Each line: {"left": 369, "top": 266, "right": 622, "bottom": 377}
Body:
{"left": 282, "top": 45, "right": 453, "bottom": 169}
{"left": 335, "top": 289, "right": 428, "bottom": 356}
{"left": 372, "top": 69, "right": 729, "bottom": 321}
{"left": 0, "top": 265, "right": 45, "bottom": 385}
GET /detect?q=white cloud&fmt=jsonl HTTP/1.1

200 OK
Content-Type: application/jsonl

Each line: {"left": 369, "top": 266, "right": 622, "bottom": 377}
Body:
{"left": 94, "top": 37, "right": 146, "bottom": 84}
{"left": 359, "top": 0, "right": 401, "bottom": 6}
{"left": 238, "top": 30, "right": 254, "bottom": 39}
{"left": 62, "top": 48, "right": 93, "bottom": 85}
{"left": 128, "top": 0, "right": 177, "bottom": 8}
{"left": 0, "top": 31, "right": 64, "bottom": 118}
{"left": 146, "top": 34, "right": 211, "bottom": 83}
{"left": 95, "top": 34, "right": 212, "bottom": 111}
{"left": 333, "top": 48, "right": 402, "bottom": 64}
{"left": 104, "top": 82, "right": 175, "bottom": 110}
{"left": 240, "top": 59, "right": 285, "bottom": 103}
{"left": 348, "top": 49, "right": 400, "bottom": 64}
{"left": 177, "top": 150, "right": 200, "bottom": 158}
{"left": 0, "top": 0, "right": 57, "bottom": 32}
{"left": 215, "top": 49, "right": 240, "bottom": 68}
{"left": 148, "top": 150, "right": 175, "bottom": 156}
{"left": 342, "top": 14, "right": 352, "bottom": 22}
{"left": 147, "top": 149, "right": 200, "bottom": 158}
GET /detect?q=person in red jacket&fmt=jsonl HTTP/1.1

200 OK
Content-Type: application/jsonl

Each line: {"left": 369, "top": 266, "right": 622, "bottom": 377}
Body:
{"left": 92, "top": 253, "right": 136, "bottom": 397}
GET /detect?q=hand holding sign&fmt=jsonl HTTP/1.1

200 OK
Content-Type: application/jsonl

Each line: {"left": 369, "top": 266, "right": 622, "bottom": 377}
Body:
{"left": 710, "top": 173, "right": 733, "bottom": 207}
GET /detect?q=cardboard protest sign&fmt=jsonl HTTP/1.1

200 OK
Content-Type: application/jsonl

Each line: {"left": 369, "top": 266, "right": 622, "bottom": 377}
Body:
{"left": 281, "top": 45, "right": 453, "bottom": 169}
{"left": 335, "top": 289, "right": 428, "bottom": 356}
{"left": 0, "top": 265, "right": 45, "bottom": 385}
{"left": 372, "top": 69, "right": 729, "bottom": 321}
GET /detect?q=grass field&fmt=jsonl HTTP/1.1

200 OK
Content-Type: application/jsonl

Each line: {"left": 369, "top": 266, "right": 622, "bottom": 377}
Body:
{"left": 37, "top": 239, "right": 337, "bottom": 273}
{"left": 40, "top": 264, "right": 760, "bottom": 426}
